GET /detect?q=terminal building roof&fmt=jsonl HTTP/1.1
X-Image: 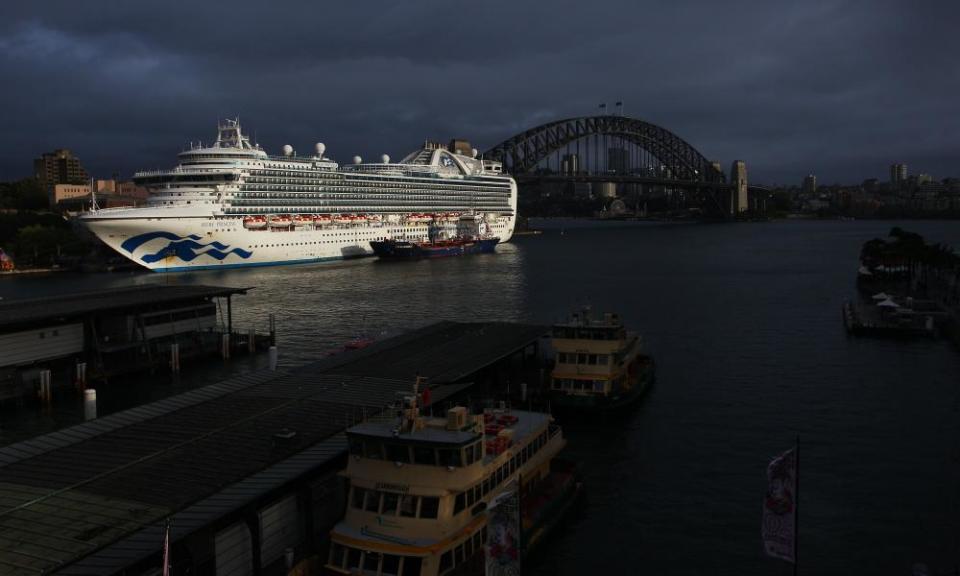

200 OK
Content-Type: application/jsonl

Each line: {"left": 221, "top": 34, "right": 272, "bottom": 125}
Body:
{"left": 0, "top": 284, "right": 250, "bottom": 332}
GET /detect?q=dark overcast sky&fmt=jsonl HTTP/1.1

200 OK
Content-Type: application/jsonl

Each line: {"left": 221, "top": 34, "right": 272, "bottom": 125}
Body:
{"left": 1, "top": 0, "right": 957, "bottom": 185}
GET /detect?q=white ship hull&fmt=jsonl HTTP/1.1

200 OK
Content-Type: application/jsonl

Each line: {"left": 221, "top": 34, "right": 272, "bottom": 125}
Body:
{"left": 83, "top": 210, "right": 516, "bottom": 272}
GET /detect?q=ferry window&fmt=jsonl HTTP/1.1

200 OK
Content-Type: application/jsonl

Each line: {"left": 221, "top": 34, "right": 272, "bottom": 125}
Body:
{"left": 473, "top": 485, "right": 481, "bottom": 503}
{"left": 346, "top": 548, "right": 362, "bottom": 571}
{"left": 438, "top": 449, "right": 462, "bottom": 468}
{"left": 594, "top": 381, "right": 605, "bottom": 392}
{"left": 351, "top": 486, "right": 366, "bottom": 509}
{"left": 419, "top": 497, "right": 439, "bottom": 519}
{"left": 381, "top": 554, "right": 400, "bottom": 576}
{"left": 552, "top": 380, "right": 562, "bottom": 390}
{"left": 578, "top": 353, "right": 587, "bottom": 364}
{"left": 497, "top": 466, "right": 505, "bottom": 484}
{"left": 382, "top": 491, "right": 400, "bottom": 515}
{"left": 329, "top": 543, "right": 345, "bottom": 569}
{"left": 386, "top": 443, "right": 410, "bottom": 463}
{"left": 364, "top": 440, "right": 383, "bottom": 459}
{"left": 404, "top": 556, "right": 423, "bottom": 575}
{"left": 454, "top": 492, "right": 466, "bottom": 515}
{"left": 472, "top": 530, "right": 482, "bottom": 550}
{"left": 456, "top": 544, "right": 466, "bottom": 564}
{"left": 363, "top": 551, "right": 380, "bottom": 573}
{"left": 413, "top": 446, "right": 434, "bottom": 466}
{"left": 439, "top": 551, "right": 452, "bottom": 573}
{"left": 364, "top": 491, "right": 381, "bottom": 512}
{"left": 481, "top": 478, "right": 490, "bottom": 496}
{"left": 348, "top": 437, "right": 363, "bottom": 455}
{"left": 598, "top": 354, "right": 609, "bottom": 365}
{"left": 465, "top": 537, "right": 473, "bottom": 557}
{"left": 510, "top": 456, "right": 517, "bottom": 474}
{"left": 588, "top": 354, "right": 598, "bottom": 365}
{"left": 399, "top": 494, "right": 418, "bottom": 517}
{"left": 464, "top": 444, "right": 475, "bottom": 465}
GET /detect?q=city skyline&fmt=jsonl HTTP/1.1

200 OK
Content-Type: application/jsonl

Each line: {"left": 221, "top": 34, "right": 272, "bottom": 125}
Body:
{"left": 1, "top": 0, "right": 958, "bottom": 184}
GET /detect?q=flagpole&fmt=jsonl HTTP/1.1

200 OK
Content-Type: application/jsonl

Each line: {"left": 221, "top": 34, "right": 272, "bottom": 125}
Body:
{"left": 794, "top": 434, "right": 799, "bottom": 576}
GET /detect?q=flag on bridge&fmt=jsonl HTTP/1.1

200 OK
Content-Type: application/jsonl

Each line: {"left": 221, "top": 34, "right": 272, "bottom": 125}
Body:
{"left": 599, "top": 103, "right": 607, "bottom": 110}
{"left": 615, "top": 101, "right": 623, "bottom": 107}
{"left": 762, "top": 446, "right": 797, "bottom": 563}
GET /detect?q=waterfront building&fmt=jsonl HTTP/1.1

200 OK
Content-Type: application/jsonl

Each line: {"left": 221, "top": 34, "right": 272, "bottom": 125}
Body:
{"left": 890, "top": 163, "right": 908, "bottom": 187}
{"left": 33, "top": 148, "right": 89, "bottom": 189}
{"left": 560, "top": 153, "right": 580, "bottom": 175}
{"left": 594, "top": 182, "right": 617, "bottom": 198}
{"left": 802, "top": 174, "right": 817, "bottom": 194}
{"left": 49, "top": 183, "right": 91, "bottom": 206}
{"left": 607, "top": 147, "right": 629, "bottom": 174}
{"left": 730, "top": 160, "right": 748, "bottom": 214}
{"left": 711, "top": 161, "right": 723, "bottom": 178}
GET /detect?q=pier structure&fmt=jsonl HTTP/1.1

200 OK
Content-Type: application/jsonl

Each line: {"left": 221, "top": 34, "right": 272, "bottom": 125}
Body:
{"left": 0, "top": 321, "right": 547, "bottom": 576}
{"left": 0, "top": 285, "right": 272, "bottom": 401}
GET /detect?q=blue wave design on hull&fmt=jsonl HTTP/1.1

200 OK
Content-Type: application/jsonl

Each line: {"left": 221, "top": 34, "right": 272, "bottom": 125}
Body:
{"left": 120, "top": 231, "right": 253, "bottom": 264}
{"left": 142, "top": 240, "right": 253, "bottom": 263}
{"left": 121, "top": 231, "right": 202, "bottom": 253}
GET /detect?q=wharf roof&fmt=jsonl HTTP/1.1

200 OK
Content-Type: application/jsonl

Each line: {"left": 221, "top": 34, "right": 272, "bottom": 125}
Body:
{"left": 318, "top": 321, "right": 549, "bottom": 384}
{"left": 0, "top": 320, "right": 547, "bottom": 575}
{"left": 0, "top": 284, "right": 250, "bottom": 332}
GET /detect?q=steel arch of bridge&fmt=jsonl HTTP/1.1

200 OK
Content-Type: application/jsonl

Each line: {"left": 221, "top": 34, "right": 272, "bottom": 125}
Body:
{"left": 484, "top": 115, "right": 724, "bottom": 183}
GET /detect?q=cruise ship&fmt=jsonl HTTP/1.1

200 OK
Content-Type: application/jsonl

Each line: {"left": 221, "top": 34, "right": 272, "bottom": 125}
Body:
{"left": 79, "top": 119, "right": 517, "bottom": 271}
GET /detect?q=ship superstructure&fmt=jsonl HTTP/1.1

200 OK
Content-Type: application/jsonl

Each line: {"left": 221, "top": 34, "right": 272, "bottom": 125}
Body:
{"left": 80, "top": 119, "right": 517, "bottom": 271}
{"left": 325, "top": 382, "right": 568, "bottom": 575}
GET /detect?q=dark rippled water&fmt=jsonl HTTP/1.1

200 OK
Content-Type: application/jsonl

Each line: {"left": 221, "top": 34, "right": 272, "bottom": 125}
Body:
{"left": 1, "top": 219, "right": 958, "bottom": 574}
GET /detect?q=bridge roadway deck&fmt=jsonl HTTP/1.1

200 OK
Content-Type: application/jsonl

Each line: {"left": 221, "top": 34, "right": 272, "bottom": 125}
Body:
{"left": 0, "top": 321, "right": 548, "bottom": 576}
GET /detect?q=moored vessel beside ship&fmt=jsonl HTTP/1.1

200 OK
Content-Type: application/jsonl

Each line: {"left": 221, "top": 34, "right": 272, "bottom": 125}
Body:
{"left": 370, "top": 214, "right": 500, "bottom": 260}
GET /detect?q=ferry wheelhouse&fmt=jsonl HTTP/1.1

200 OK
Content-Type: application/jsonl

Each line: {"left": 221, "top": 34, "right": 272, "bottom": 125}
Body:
{"left": 549, "top": 310, "right": 654, "bottom": 412}
{"left": 79, "top": 119, "right": 517, "bottom": 271}
{"left": 325, "top": 381, "right": 575, "bottom": 576}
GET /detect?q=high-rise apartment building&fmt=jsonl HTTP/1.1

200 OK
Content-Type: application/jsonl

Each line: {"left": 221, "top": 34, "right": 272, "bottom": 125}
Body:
{"left": 890, "top": 163, "right": 907, "bottom": 187}
{"left": 33, "top": 149, "right": 89, "bottom": 189}
{"left": 802, "top": 174, "right": 817, "bottom": 194}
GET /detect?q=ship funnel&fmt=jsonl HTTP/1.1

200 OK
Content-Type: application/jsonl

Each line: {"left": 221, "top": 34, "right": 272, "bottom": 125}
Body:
{"left": 315, "top": 142, "right": 326, "bottom": 157}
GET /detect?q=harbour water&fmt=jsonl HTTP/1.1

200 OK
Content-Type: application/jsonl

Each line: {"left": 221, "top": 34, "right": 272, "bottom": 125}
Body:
{"left": 1, "top": 219, "right": 958, "bottom": 574}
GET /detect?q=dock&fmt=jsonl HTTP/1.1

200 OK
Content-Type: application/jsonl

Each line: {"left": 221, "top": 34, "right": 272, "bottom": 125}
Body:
{"left": 0, "top": 320, "right": 548, "bottom": 575}
{"left": 0, "top": 285, "right": 274, "bottom": 402}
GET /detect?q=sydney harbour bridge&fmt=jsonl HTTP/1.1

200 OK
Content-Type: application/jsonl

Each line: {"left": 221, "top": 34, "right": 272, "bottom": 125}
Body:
{"left": 482, "top": 115, "right": 757, "bottom": 218}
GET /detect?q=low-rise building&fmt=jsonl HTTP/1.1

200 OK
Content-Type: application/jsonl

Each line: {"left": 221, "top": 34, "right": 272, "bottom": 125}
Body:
{"left": 49, "top": 183, "right": 91, "bottom": 206}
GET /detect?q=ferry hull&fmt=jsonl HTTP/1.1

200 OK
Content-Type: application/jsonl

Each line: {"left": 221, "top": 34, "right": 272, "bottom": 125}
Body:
{"left": 550, "top": 359, "right": 655, "bottom": 414}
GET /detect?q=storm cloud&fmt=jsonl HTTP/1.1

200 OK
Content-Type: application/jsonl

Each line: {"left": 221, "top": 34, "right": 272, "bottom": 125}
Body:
{"left": 1, "top": 0, "right": 957, "bottom": 184}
